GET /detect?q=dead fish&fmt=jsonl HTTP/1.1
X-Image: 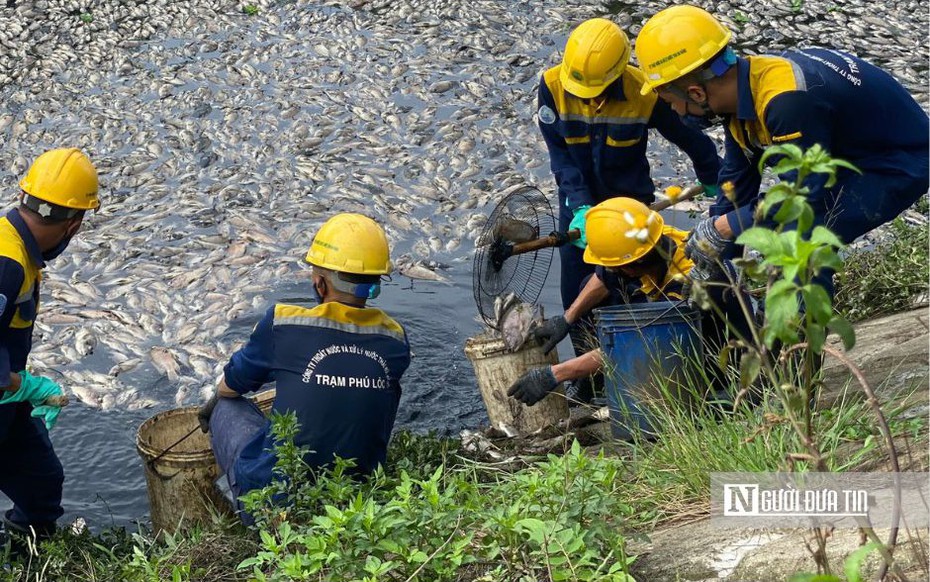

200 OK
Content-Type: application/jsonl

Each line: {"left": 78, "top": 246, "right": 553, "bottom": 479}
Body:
{"left": 477, "top": 216, "right": 538, "bottom": 246}
{"left": 108, "top": 357, "right": 142, "bottom": 377}
{"left": 394, "top": 256, "right": 451, "bottom": 283}
{"left": 70, "top": 385, "right": 103, "bottom": 409}
{"left": 74, "top": 328, "right": 97, "bottom": 356}
{"left": 150, "top": 347, "right": 181, "bottom": 382}
{"left": 494, "top": 292, "right": 543, "bottom": 351}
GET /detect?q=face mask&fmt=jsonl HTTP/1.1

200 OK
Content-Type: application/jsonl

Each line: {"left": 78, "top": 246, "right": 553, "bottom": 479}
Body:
{"left": 42, "top": 233, "right": 73, "bottom": 262}
{"left": 681, "top": 113, "right": 715, "bottom": 131}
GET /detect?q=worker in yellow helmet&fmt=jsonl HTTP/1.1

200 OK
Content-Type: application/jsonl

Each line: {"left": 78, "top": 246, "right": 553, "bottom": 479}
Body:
{"left": 198, "top": 213, "right": 411, "bottom": 523}
{"left": 634, "top": 5, "right": 928, "bottom": 294}
{"left": 509, "top": 199, "right": 752, "bottom": 414}
{"left": 537, "top": 17, "right": 723, "bottom": 398}
{"left": 0, "top": 148, "right": 100, "bottom": 547}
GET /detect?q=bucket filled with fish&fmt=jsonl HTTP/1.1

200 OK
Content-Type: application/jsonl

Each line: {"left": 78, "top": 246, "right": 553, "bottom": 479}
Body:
{"left": 136, "top": 407, "right": 231, "bottom": 534}
{"left": 464, "top": 334, "right": 566, "bottom": 435}
{"left": 464, "top": 293, "right": 568, "bottom": 435}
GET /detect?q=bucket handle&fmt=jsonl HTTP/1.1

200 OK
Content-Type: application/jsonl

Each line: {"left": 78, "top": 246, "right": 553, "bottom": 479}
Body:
{"left": 147, "top": 461, "right": 185, "bottom": 481}
{"left": 145, "top": 425, "right": 201, "bottom": 481}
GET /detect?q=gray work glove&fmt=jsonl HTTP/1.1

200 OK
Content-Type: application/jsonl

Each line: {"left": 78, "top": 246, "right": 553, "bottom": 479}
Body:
{"left": 687, "top": 260, "right": 719, "bottom": 284}
{"left": 507, "top": 367, "right": 560, "bottom": 406}
{"left": 533, "top": 315, "right": 571, "bottom": 355}
{"left": 198, "top": 393, "right": 219, "bottom": 433}
{"left": 684, "top": 216, "right": 730, "bottom": 267}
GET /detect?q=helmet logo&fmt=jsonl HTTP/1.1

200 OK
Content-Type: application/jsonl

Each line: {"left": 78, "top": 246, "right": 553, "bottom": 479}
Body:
{"left": 571, "top": 70, "right": 584, "bottom": 81}
{"left": 647, "top": 48, "right": 687, "bottom": 70}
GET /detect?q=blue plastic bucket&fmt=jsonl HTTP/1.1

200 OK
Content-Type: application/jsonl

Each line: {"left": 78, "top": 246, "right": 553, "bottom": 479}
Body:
{"left": 594, "top": 301, "right": 703, "bottom": 440}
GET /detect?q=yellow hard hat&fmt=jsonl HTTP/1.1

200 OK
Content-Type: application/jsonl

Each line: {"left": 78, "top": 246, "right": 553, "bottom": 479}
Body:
{"left": 583, "top": 198, "right": 665, "bottom": 267}
{"left": 20, "top": 148, "right": 100, "bottom": 214}
{"left": 560, "top": 18, "right": 631, "bottom": 99}
{"left": 305, "top": 213, "right": 392, "bottom": 275}
{"left": 635, "top": 5, "right": 732, "bottom": 96}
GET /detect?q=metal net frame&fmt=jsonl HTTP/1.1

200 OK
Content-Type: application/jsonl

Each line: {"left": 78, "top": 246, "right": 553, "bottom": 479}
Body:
{"left": 472, "top": 185, "right": 556, "bottom": 326}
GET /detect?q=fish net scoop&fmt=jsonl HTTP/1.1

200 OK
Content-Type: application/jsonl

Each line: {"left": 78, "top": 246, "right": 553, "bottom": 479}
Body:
{"left": 472, "top": 185, "right": 556, "bottom": 327}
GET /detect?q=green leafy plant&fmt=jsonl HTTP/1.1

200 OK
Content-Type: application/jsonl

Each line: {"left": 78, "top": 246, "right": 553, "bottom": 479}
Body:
{"left": 238, "top": 412, "right": 638, "bottom": 581}
{"left": 738, "top": 143, "right": 858, "bottom": 354}
{"left": 80, "top": 12, "right": 93, "bottom": 23}
{"left": 242, "top": 4, "right": 260, "bottom": 16}
{"left": 695, "top": 143, "right": 912, "bottom": 578}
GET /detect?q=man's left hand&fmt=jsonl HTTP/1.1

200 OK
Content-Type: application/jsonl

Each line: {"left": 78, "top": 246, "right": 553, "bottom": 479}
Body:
{"left": 568, "top": 205, "right": 591, "bottom": 249}
{"left": 700, "top": 183, "right": 720, "bottom": 198}
{"left": 30, "top": 405, "right": 61, "bottom": 431}
{"left": 1, "top": 371, "right": 63, "bottom": 408}
{"left": 685, "top": 216, "right": 729, "bottom": 266}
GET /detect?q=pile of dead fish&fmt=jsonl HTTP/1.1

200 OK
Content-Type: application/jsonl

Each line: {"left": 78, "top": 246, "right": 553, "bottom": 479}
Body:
{"left": 0, "top": 0, "right": 925, "bottom": 411}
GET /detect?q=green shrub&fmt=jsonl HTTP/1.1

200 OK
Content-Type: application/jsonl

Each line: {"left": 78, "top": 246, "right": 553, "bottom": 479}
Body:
{"left": 238, "top": 412, "right": 637, "bottom": 581}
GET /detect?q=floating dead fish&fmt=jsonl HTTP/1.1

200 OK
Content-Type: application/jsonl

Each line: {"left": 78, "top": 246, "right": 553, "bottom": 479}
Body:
{"left": 394, "top": 256, "right": 451, "bottom": 283}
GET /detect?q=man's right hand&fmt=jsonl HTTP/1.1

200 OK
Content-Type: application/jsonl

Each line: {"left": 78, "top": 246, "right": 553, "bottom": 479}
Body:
{"left": 533, "top": 315, "right": 571, "bottom": 354}
{"left": 507, "top": 367, "right": 560, "bottom": 406}
{"left": 198, "top": 393, "right": 219, "bottom": 433}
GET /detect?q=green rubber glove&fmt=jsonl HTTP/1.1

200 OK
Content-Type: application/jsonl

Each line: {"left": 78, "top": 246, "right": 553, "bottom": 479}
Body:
{"left": 700, "top": 183, "right": 720, "bottom": 198}
{"left": 30, "top": 405, "right": 61, "bottom": 430}
{"left": 569, "top": 205, "right": 591, "bottom": 249}
{"left": 0, "top": 370, "right": 64, "bottom": 407}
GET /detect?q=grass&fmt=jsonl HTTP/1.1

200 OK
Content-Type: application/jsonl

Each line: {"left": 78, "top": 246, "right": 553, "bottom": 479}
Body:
{"left": 5, "top": 401, "right": 925, "bottom": 580}
{"left": 3, "top": 513, "right": 258, "bottom": 582}
{"left": 835, "top": 216, "right": 929, "bottom": 322}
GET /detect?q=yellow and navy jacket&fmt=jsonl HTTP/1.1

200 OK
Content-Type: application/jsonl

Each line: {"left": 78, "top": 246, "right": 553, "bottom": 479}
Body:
{"left": 538, "top": 64, "right": 721, "bottom": 210}
{"left": 224, "top": 301, "right": 411, "bottom": 492}
{"left": 712, "top": 49, "right": 930, "bottom": 235}
{"left": 595, "top": 226, "right": 694, "bottom": 302}
{"left": 0, "top": 209, "right": 43, "bottom": 386}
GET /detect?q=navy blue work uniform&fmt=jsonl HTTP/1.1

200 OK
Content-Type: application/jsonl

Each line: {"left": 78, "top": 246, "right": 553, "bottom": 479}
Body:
{"left": 209, "top": 301, "right": 410, "bottom": 518}
{"left": 709, "top": 49, "right": 929, "bottom": 295}
{"left": 0, "top": 209, "right": 64, "bottom": 535}
{"left": 538, "top": 64, "right": 722, "bottom": 315}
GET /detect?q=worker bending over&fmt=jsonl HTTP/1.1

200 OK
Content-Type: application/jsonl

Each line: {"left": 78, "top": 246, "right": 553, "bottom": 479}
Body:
{"left": 537, "top": 17, "right": 722, "bottom": 399}
{"left": 634, "top": 5, "right": 929, "bottom": 292}
{"left": 510, "top": 198, "right": 752, "bottom": 412}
